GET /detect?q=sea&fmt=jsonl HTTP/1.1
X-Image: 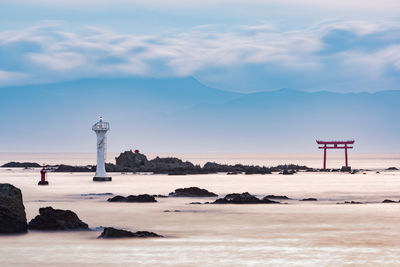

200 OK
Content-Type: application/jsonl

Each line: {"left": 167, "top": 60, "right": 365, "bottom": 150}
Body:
{"left": 0, "top": 152, "right": 400, "bottom": 266}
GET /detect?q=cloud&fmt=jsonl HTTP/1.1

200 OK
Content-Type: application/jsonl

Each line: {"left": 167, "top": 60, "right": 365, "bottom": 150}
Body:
{"left": 0, "top": 21, "right": 399, "bottom": 91}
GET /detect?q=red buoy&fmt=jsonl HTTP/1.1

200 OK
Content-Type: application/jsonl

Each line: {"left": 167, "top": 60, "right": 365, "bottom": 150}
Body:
{"left": 134, "top": 149, "right": 140, "bottom": 153}
{"left": 38, "top": 165, "right": 49, "bottom": 185}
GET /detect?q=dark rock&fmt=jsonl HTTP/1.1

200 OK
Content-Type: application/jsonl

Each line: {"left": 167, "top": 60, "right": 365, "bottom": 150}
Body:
{"left": 1, "top": 162, "right": 41, "bottom": 168}
{"left": 213, "top": 192, "right": 280, "bottom": 204}
{"left": 341, "top": 166, "right": 352, "bottom": 172}
{"left": 387, "top": 167, "right": 399, "bottom": 170}
{"left": 169, "top": 187, "right": 218, "bottom": 197}
{"left": 300, "top": 198, "right": 318, "bottom": 201}
{"left": 189, "top": 202, "right": 202, "bottom": 204}
{"left": 382, "top": 199, "right": 397, "bottom": 203}
{"left": 0, "top": 184, "right": 28, "bottom": 233}
{"left": 126, "top": 194, "right": 157, "bottom": 202}
{"left": 244, "top": 166, "right": 272, "bottom": 175}
{"left": 227, "top": 171, "right": 241, "bottom": 175}
{"left": 28, "top": 207, "right": 88, "bottom": 230}
{"left": 81, "top": 193, "right": 113, "bottom": 197}
{"left": 107, "top": 194, "right": 156, "bottom": 202}
{"left": 264, "top": 195, "right": 290, "bottom": 200}
{"left": 54, "top": 164, "right": 92, "bottom": 172}
{"left": 336, "top": 201, "right": 363, "bottom": 204}
{"left": 98, "top": 227, "right": 163, "bottom": 238}
{"left": 115, "top": 150, "right": 149, "bottom": 169}
{"left": 38, "top": 181, "right": 49, "bottom": 185}
{"left": 107, "top": 195, "right": 127, "bottom": 202}
{"left": 281, "top": 169, "right": 295, "bottom": 175}
{"left": 153, "top": 194, "right": 168, "bottom": 198}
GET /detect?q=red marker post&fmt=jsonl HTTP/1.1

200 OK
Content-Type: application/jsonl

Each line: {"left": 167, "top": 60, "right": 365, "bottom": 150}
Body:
{"left": 38, "top": 165, "right": 49, "bottom": 185}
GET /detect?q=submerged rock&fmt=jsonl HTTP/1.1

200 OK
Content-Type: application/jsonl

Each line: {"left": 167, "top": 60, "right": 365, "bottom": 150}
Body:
{"left": 98, "top": 227, "right": 162, "bottom": 238}
{"left": 0, "top": 183, "right": 28, "bottom": 233}
{"left": 169, "top": 187, "right": 218, "bottom": 197}
{"left": 387, "top": 167, "right": 399, "bottom": 171}
{"left": 336, "top": 201, "right": 363, "bottom": 204}
{"left": 213, "top": 192, "right": 280, "bottom": 204}
{"left": 300, "top": 198, "right": 318, "bottom": 201}
{"left": 107, "top": 194, "right": 156, "bottom": 202}
{"left": 28, "top": 207, "right": 89, "bottom": 230}
{"left": 264, "top": 195, "right": 290, "bottom": 200}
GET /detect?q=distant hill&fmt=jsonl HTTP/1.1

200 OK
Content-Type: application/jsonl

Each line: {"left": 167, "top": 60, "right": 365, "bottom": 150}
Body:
{"left": 0, "top": 77, "right": 399, "bottom": 152}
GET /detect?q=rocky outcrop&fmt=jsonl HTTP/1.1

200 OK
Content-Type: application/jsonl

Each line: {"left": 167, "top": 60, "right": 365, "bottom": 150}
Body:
{"left": 382, "top": 199, "right": 397, "bottom": 203}
{"left": 387, "top": 167, "right": 399, "bottom": 170}
{"left": 50, "top": 150, "right": 314, "bottom": 174}
{"left": 169, "top": 187, "right": 218, "bottom": 197}
{"left": 213, "top": 192, "right": 280, "bottom": 204}
{"left": 28, "top": 207, "right": 89, "bottom": 230}
{"left": 107, "top": 194, "right": 157, "bottom": 202}
{"left": 54, "top": 165, "right": 92, "bottom": 172}
{"left": 1, "top": 162, "right": 41, "bottom": 168}
{"left": 115, "top": 151, "right": 149, "bottom": 169}
{"left": 0, "top": 184, "right": 28, "bottom": 233}
{"left": 98, "top": 227, "right": 162, "bottom": 238}
{"left": 300, "top": 198, "right": 318, "bottom": 201}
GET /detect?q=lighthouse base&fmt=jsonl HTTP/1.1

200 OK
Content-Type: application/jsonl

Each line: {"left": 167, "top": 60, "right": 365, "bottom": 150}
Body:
{"left": 93, "top": 177, "right": 112, "bottom": 182}
{"left": 38, "top": 181, "right": 49, "bottom": 185}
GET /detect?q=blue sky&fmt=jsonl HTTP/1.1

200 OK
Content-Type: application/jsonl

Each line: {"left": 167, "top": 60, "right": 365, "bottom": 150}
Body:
{"left": 1, "top": 0, "right": 400, "bottom": 93}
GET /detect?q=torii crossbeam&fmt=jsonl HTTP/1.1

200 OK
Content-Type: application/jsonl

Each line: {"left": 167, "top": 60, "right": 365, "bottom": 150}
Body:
{"left": 316, "top": 140, "right": 355, "bottom": 169}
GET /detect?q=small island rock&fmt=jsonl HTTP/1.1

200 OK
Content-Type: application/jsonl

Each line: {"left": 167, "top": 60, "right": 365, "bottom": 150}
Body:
{"left": 108, "top": 194, "right": 156, "bottom": 202}
{"left": 98, "top": 227, "right": 163, "bottom": 238}
{"left": 169, "top": 187, "right": 218, "bottom": 197}
{"left": 28, "top": 207, "right": 89, "bottom": 230}
{"left": 214, "top": 192, "right": 279, "bottom": 204}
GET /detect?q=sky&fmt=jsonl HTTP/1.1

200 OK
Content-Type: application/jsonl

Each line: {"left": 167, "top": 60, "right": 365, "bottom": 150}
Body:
{"left": 1, "top": 0, "right": 400, "bottom": 93}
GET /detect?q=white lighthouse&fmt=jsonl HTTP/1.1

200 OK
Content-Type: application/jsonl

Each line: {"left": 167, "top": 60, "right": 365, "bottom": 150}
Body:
{"left": 92, "top": 117, "right": 112, "bottom": 181}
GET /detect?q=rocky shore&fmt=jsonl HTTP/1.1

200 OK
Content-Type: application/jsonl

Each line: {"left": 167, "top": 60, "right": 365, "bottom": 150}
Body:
{"left": 2, "top": 150, "right": 318, "bottom": 175}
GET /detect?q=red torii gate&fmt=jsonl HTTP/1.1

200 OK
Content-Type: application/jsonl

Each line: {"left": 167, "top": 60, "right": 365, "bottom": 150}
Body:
{"left": 316, "top": 140, "right": 355, "bottom": 169}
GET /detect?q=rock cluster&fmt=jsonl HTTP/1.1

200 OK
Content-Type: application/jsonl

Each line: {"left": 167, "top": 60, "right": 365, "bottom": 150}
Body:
{"left": 1, "top": 162, "right": 41, "bottom": 168}
{"left": 0, "top": 183, "right": 28, "bottom": 233}
{"left": 213, "top": 192, "right": 280, "bottom": 204}
{"left": 28, "top": 207, "right": 89, "bottom": 230}
{"left": 45, "top": 150, "right": 315, "bottom": 174}
{"left": 98, "top": 227, "right": 162, "bottom": 238}
{"left": 107, "top": 194, "right": 157, "bottom": 202}
{"left": 169, "top": 187, "right": 218, "bottom": 197}
{"left": 54, "top": 164, "right": 92, "bottom": 172}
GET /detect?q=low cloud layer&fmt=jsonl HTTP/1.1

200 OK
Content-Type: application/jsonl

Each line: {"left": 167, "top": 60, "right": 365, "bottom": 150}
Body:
{"left": 1, "top": 21, "right": 400, "bottom": 92}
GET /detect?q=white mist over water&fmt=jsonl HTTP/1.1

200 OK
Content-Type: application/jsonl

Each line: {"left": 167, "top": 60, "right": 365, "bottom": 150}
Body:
{"left": 0, "top": 153, "right": 400, "bottom": 266}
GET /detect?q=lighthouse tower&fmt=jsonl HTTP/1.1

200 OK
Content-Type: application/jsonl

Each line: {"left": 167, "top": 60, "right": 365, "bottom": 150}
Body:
{"left": 92, "top": 117, "right": 112, "bottom": 181}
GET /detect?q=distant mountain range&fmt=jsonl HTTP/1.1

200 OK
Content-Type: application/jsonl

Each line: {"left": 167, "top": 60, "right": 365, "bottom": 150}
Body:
{"left": 0, "top": 77, "right": 399, "bottom": 152}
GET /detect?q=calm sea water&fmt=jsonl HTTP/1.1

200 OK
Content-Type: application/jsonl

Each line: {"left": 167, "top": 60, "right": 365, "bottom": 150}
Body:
{"left": 0, "top": 153, "right": 400, "bottom": 266}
